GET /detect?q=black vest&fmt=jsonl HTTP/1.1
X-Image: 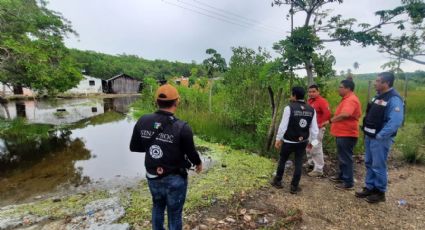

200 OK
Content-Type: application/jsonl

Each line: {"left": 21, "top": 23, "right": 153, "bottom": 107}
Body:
{"left": 137, "top": 111, "right": 188, "bottom": 177}
{"left": 363, "top": 89, "right": 402, "bottom": 138}
{"left": 284, "top": 101, "right": 315, "bottom": 142}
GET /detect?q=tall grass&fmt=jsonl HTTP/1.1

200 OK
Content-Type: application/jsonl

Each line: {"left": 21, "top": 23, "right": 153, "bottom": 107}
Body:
{"left": 132, "top": 77, "right": 425, "bottom": 162}
{"left": 395, "top": 123, "right": 425, "bottom": 163}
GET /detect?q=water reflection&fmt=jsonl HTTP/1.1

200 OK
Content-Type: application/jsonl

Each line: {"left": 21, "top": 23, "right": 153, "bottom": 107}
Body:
{"left": 0, "top": 135, "right": 91, "bottom": 206}
{"left": 0, "top": 96, "right": 143, "bottom": 206}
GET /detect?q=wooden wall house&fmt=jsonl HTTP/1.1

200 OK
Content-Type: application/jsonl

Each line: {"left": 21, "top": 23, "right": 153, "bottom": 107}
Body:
{"left": 106, "top": 73, "right": 141, "bottom": 94}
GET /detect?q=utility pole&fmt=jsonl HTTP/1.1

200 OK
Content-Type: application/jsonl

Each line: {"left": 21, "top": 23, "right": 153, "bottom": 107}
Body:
{"left": 289, "top": 0, "right": 294, "bottom": 90}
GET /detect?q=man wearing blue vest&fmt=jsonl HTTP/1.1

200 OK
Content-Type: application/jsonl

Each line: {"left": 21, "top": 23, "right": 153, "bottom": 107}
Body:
{"left": 356, "top": 72, "right": 404, "bottom": 203}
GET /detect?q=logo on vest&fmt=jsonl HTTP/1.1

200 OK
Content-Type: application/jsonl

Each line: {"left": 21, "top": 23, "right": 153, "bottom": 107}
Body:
{"left": 149, "top": 145, "right": 163, "bottom": 159}
{"left": 299, "top": 118, "right": 308, "bottom": 128}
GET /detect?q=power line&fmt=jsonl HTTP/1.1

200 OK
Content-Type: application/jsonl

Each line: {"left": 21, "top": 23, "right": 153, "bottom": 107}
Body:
{"left": 192, "top": 0, "right": 282, "bottom": 32}
{"left": 161, "top": 0, "right": 283, "bottom": 37}
{"left": 176, "top": 0, "right": 282, "bottom": 34}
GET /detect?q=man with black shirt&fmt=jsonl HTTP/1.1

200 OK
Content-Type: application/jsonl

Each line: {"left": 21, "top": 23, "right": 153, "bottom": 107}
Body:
{"left": 130, "top": 84, "right": 202, "bottom": 230}
{"left": 271, "top": 86, "right": 319, "bottom": 194}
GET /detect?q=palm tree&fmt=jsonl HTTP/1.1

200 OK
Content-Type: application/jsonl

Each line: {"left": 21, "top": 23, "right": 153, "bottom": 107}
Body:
{"left": 353, "top": 62, "right": 360, "bottom": 71}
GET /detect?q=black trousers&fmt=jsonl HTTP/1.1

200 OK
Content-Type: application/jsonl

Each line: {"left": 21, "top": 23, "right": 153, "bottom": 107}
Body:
{"left": 275, "top": 142, "right": 308, "bottom": 187}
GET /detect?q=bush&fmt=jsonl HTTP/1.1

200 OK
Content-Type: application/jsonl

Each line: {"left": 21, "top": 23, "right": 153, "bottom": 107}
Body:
{"left": 396, "top": 124, "right": 425, "bottom": 164}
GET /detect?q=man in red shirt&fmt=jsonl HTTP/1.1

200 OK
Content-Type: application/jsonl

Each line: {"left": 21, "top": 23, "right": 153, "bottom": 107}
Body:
{"left": 306, "top": 85, "right": 331, "bottom": 177}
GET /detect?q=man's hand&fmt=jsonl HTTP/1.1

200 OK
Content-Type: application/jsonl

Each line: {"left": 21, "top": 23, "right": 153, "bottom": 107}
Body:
{"left": 320, "top": 120, "right": 330, "bottom": 127}
{"left": 306, "top": 143, "right": 313, "bottom": 152}
{"left": 195, "top": 163, "right": 203, "bottom": 174}
{"left": 275, "top": 140, "right": 283, "bottom": 150}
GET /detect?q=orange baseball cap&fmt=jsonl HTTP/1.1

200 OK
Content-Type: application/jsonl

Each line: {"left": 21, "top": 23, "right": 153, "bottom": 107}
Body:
{"left": 155, "top": 84, "right": 180, "bottom": 101}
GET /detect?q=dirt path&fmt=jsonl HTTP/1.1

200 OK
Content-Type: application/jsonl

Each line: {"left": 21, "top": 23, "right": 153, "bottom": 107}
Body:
{"left": 184, "top": 159, "right": 425, "bottom": 230}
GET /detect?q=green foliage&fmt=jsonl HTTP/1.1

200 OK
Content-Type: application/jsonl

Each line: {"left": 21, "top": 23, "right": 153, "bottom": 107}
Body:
{"left": 122, "top": 139, "right": 275, "bottom": 225}
{"left": 0, "top": 0, "right": 82, "bottom": 94}
{"left": 273, "top": 26, "right": 336, "bottom": 85}
{"left": 274, "top": 26, "right": 322, "bottom": 69}
{"left": 396, "top": 123, "right": 425, "bottom": 164}
{"left": 0, "top": 190, "right": 109, "bottom": 219}
{"left": 198, "top": 77, "right": 209, "bottom": 89}
{"left": 69, "top": 49, "right": 198, "bottom": 80}
{"left": 0, "top": 118, "right": 53, "bottom": 141}
{"left": 223, "top": 47, "right": 272, "bottom": 126}
{"left": 202, "top": 48, "right": 227, "bottom": 78}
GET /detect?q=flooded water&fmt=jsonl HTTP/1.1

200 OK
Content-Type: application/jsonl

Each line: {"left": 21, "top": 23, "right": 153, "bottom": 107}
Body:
{"left": 0, "top": 96, "right": 147, "bottom": 206}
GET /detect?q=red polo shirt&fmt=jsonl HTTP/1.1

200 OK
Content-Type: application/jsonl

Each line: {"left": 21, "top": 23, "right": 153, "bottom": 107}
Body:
{"left": 308, "top": 95, "right": 331, "bottom": 128}
{"left": 330, "top": 92, "right": 362, "bottom": 137}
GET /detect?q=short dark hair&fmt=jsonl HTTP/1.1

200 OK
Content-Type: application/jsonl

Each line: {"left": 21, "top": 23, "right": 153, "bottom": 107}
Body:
{"left": 378, "top": 72, "right": 395, "bottom": 87}
{"left": 340, "top": 80, "right": 355, "bottom": 91}
{"left": 308, "top": 84, "right": 319, "bottom": 90}
{"left": 292, "top": 86, "right": 305, "bottom": 100}
{"left": 156, "top": 99, "right": 177, "bottom": 109}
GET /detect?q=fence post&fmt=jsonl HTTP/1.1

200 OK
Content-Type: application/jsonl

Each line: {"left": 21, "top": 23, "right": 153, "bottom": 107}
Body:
{"left": 402, "top": 77, "right": 408, "bottom": 127}
{"left": 367, "top": 80, "right": 372, "bottom": 103}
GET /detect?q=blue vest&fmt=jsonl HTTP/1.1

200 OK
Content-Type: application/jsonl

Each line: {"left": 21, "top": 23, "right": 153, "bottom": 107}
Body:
{"left": 363, "top": 89, "right": 402, "bottom": 138}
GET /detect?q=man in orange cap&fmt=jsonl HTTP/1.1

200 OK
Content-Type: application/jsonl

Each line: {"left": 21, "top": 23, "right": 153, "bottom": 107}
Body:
{"left": 130, "top": 83, "right": 202, "bottom": 230}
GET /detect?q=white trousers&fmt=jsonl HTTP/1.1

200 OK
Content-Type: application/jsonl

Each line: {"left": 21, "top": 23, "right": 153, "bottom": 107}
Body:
{"left": 307, "top": 127, "right": 326, "bottom": 172}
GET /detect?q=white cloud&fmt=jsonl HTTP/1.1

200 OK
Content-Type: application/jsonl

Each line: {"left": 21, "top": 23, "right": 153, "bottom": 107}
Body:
{"left": 47, "top": 0, "right": 423, "bottom": 73}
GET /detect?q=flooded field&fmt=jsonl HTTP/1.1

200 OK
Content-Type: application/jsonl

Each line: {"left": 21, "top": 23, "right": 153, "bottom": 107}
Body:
{"left": 0, "top": 96, "right": 146, "bottom": 206}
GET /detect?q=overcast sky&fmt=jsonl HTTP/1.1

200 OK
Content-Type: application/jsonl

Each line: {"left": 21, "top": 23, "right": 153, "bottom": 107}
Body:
{"left": 47, "top": 0, "right": 423, "bottom": 74}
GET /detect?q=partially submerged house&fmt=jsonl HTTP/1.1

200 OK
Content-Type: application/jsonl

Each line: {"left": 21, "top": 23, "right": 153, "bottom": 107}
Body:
{"left": 65, "top": 75, "right": 103, "bottom": 94}
{"left": 0, "top": 98, "right": 105, "bottom": 125}
{"left": 0, "top": 83, "right": 13, "bottom": 96}
{"left": 105, "top": 73, "right": 141, "bottom": 94}
{"left": 0, "top": 83, "right": 35, "bottom": 97}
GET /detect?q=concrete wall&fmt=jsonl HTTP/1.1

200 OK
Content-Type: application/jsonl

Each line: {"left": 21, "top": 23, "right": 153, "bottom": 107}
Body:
{"left": 66, "top": 75, "right": 103, "bottom": 94}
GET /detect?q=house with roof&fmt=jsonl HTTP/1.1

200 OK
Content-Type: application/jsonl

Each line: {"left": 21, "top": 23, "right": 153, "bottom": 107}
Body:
{"left": 105, "top": 73, "right": 141, "bottom": 94}
{"left": 65, "top": 75, "right": 103, "bottom": 95}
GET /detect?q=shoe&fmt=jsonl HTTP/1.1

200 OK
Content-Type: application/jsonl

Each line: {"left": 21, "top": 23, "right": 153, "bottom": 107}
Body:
{"left": 366, "top": 191, "right": 386, "bottom": 203}
{"left": 329, "top": 175, "right": 343, "bottom": 183}
{"left": 290, "top": 185, "right": 302, "bottom": 194}
{"left": 303, "top": 163, "right": 314, "bottom": 170}
{"left": 355, "top": 187, "right": 375, "bottom": 198}
{"left": 308, "top": 171, "right": 324, "bottom": 177}
{"left": 270, "top": 177, "right": 283, "bottom": 189}
{"left": 334, "top": 183, "right": 354, "bottom": 191}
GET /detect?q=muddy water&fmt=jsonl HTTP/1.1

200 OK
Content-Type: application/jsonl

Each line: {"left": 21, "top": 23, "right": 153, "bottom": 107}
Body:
{"left": 0, "top": 96, "right": 147, "bottom": 206}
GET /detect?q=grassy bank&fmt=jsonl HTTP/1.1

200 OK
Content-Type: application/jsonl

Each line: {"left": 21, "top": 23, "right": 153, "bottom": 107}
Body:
{"left": 121, "top": 138, "right": 275, "bottom": 225}
{"left": 0, "top": 138, "right": 275, "bottom": 228}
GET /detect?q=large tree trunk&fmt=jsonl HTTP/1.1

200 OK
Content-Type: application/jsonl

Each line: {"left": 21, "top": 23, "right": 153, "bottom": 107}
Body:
{"left": 305, "top": 60, "right": 314, "bottom": 86}
{"left": 267, "top": 86, "right": 275, "bottom": 117}
{"left": 264, "top": 87, "right": 283, "bottom": 152}
{"left": 269, "top": 89, "right": 285, "bottom": 151}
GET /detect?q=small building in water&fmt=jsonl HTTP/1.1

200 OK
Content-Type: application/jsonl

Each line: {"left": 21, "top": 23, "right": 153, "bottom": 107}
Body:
{"left": 0, "top": 83, "right": 35, "bottom": 97}
{"left": 0, "top": 83, "right": 14, "bottom": 96}
{"left": 105, "top": 73, "right": 141, "bottom": 94}
{"left": 65, "top": 75, "right": 103, "bottom": 94}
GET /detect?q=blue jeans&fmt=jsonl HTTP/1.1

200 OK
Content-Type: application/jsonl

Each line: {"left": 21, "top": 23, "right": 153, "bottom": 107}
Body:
{"left": 147, "top": 174, "right": 188, "bottom": 230}
{"left": 364, "top": 136, "right": 393, "bottom": 192}
{"left": 336, "top": 137, "right": 358, "bottom": 187}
